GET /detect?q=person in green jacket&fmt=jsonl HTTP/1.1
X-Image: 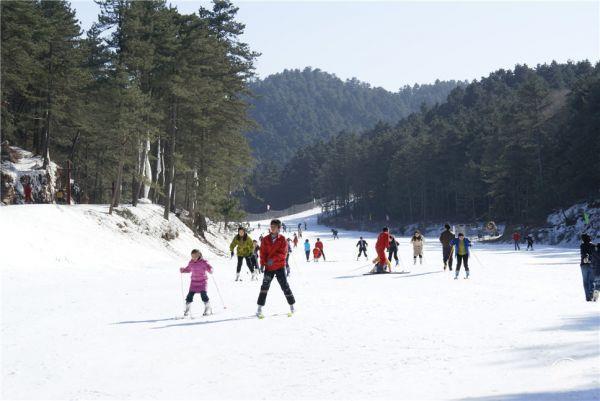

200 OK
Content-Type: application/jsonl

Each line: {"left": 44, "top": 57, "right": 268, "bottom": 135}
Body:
{"left": 230, "top": 227, "right": 256, "bottom": 281}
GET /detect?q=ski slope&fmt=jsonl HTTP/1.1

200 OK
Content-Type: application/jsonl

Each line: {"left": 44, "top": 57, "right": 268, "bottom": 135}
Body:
{"left": 1, "top": 205, "right": 599, "bottom": 400}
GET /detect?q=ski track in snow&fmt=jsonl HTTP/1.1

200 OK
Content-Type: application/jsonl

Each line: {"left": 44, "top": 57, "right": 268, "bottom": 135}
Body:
{"left": 1, "top": 206, "right": 599, "bottom": 400}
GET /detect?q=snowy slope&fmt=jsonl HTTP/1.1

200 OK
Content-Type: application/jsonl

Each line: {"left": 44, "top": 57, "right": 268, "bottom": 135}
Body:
{"left": 1, "top": 205, "right": 599, "bottom": 400}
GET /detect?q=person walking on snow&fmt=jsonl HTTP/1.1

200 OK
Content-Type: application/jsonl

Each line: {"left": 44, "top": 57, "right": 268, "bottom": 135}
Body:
{"left": 388, "top": 235, "right": 400, "bottom": 266}
{"left": 331, "top": 229, "right": 339, "bottom": 239}
{"left": 375, "top": 227, "right": 391, "bottom": 269}
{"left": 411, "top": 231, "right": 425, "bottom": 265}
{"left": 304, "top": 239, "right": 311, "bottom": 261}
{"left": 580, "top": 234, "right": 599, "bottom": 302}
{"left": 439, "top": 224, "right": 455, "bottom": 271}
{"left": 180, "top": 249, "right": 213, "bottom": 317}
{"left": 230, "top": 227, "right": 257, "bottom": 281}
{"left": 526, "top": 234, "right": 534, "bottom": 251}
{"left": 356, "top": 236, "right": 368, "bottom": 260}
{"left": 293, "top": 233, "right": 299, "bottom": 248}
{"left": 450, "top": 233, "right": 471, "bottom": 279}
{"left": 512, "top": 231, "right": 521, "bottom": 250}
{"left": 315, "top": 238, "right": 326, "bottom": 261}
{"left": 256, "top": 219, "right": 296, "bottom": 317}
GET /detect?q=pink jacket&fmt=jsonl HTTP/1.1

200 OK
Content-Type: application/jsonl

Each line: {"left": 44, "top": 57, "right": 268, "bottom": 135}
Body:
{"left": 180, "top": 258, "right": 213, "bottom": 292}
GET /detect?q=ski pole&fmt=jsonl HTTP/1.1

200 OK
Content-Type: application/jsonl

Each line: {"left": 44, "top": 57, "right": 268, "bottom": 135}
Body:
{"left": 210, "top": 274, "right": 227, "bottom": 309}
{"left": 180, "top": 272, "right": 186, "bottom": 309}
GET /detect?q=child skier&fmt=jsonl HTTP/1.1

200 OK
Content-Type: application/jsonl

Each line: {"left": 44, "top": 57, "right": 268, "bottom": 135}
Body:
{"left": 388, "top": 235, "right": 400, "bottom": 266}
{"left": 230, "top": 227, "right": 256, "bottom": 281}
{"left": 450, "top": 233, "right": 471, "bottom": 279}
{"left": 180, "top": 249, "right": 213, "bottom": 317}
{"left": 293, "top": 233, "right": 299, "bottom": 248}
{"left": 304, "top": 239, "right": 311, "bottom": 261}
{"left": 286, "top": 238, "right": 293, "bottom": 277}
{"left": 257, "top": 219, "right": 296, "bottom": 318}
{"left": 411, "top": 231, "right": 425, "bottom": 265}
{"left": 512, "top": 232, "right": 521, "bottom": 250}
{"left": 356, "top": 236, "right": 368, "bottom": 260}
{"left": 313, "top": 246, "right": 322, "bottom": 262}
{"left": 251, "top": 239, "right": 261, "bottom": 274}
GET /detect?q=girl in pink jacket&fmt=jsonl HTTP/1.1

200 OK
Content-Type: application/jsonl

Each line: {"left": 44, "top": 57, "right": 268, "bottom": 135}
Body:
{"left": 180, "top": 249, "right": 213, "bottom": 316}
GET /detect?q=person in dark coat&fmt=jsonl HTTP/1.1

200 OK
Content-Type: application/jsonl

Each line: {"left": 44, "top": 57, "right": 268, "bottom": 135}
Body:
{"left": 439, "top": 224, "right": 455, "bottom": 271}
{"left": 580, "top": 234, "right": 599, "bottom": 302}
{"left": 388, "top": 235, "right": 400, "bottom": 266}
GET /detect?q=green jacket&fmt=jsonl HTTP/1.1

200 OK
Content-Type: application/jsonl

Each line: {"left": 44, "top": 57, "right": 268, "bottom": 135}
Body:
{"left": 230, "top": 235, "right": 254, "bottom": 257}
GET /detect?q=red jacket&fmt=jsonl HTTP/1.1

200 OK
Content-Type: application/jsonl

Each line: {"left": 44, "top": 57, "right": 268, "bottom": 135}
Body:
{"left": 315, "top": 240, "right": 324, "bottom": 251}
{"left": 375, "top": 232, "right": 390, "bottom": 252}
{"left": 313, "top": 248, "right": 321, "bottom": 258}
{"left": 512, "top": 232, "right": 521, "bottom": 241}
{"left": 260, "top": 233, "right": 288, "bottom": 271}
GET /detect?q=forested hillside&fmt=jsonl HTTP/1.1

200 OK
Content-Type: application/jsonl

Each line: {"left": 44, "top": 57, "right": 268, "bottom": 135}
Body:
{"left": 1, "top": 0, "right": 256, "bottom": 229}
{"left": 249, "top": 61, "right": 600, "bottom": 224}
{"left": 245, "top": 68, "right": 465, "bottom": 161}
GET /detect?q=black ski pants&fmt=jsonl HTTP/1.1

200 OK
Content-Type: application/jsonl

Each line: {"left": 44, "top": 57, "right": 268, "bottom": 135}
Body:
{"left": 186, "top": 290, "right": 209, "bottom": 303}
{"left": 388, "top": 248, "right": 398, "bottom": 262}
{"left": 237, "top": 256, "right": 254, "bottom": 273}
{"left": 358, "top": 248, "right": 367, "bottom": 258}
{"left": 456, "top": 254, "right": 469, "bottom": 272}
{"left": 257, "top": 267, "right": 295, "bottom": 306}
{"left": 443, "top": 246, "right": 454, "bottom": 268}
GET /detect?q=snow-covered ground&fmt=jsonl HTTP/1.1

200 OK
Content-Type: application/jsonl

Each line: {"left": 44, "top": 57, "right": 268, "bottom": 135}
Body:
{"left": 1, "top": 205, "right": 598, "bottom": 400}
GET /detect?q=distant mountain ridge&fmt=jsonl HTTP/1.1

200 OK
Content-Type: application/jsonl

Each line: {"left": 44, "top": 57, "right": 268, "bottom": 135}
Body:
{"left": 245, "top": 67, "right": 466, "bottom": 160}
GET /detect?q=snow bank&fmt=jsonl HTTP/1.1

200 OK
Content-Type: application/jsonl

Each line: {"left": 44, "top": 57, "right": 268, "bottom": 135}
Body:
{"left": 1, "top": 144, "right": 58, "bottom": 204}
{"left": 0, "top": 203, "right": 225, "bottom": 271}
{"left": 537, "top": 200, "right": 600, "bottom": 246}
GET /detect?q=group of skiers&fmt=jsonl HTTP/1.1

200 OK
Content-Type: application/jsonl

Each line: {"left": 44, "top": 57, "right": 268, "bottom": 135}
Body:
{"left": 512, "top": 232, "right": 535, "bottom": 251}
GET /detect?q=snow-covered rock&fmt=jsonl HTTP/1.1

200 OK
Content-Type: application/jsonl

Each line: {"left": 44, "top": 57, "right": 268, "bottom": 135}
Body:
{"left": 1, "top": 143, "right": 58, "bottom": 204}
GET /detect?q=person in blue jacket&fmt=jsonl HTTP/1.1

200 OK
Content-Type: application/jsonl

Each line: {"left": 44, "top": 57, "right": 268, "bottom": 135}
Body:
{"left": 304, "top": 239, "right": 311, "bottom": 261}
{"left": 450, "top": 233, "right": 471, "bottom": 279}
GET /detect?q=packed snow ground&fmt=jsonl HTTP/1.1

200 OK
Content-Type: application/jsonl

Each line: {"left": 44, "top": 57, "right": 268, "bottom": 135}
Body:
{"left": 1, "top": 205, "right": 599, "bottom": 400}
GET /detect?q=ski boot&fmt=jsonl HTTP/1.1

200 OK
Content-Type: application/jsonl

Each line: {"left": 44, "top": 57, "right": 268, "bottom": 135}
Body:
{"left": 454, "top": 272, "right": 459, "bottom": 280}
{"left": 183, "top": 302, "right": 191, "bottom": 317}
{"left": 419, "top": 257, "right": 423, "bottom": 265}
{"left": 593, "top": 289, "right": 599, "bottom": 302}
{"left": 235, "top": 273, "right": 241, "bottom": 282}
{"left": 203, "top": 301, "right": 212, "bottom": 316}
{"left": 256, "top": 306, "right": 264, "bottom": 319}
{"left": 444, "top": 262, "right": 447, "bottom": 271}
{"left": 251, "top": 271, "right": 257, "bottom": 281}
{"left": 288, "top": 304, "right": 295, "bottom": 317}
{"left": 413, "top": 257, "right": 417, "bottom": 265}
{"left": 465, "top": 271, "right": 470, "bottom": 279}
{"left": 395, "top": 260, "right": 399, "bottom": 267}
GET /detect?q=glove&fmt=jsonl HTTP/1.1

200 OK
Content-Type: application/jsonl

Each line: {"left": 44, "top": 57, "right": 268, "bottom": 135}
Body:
{"left": 179, "top": 268, "right": 185, "bottom": 273}
{"left": 231, "top": 251, "right": 234, "bottom": 258}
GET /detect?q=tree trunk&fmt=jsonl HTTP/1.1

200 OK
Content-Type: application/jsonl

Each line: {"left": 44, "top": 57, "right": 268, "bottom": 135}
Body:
{"left": 163, "top": 102, "right": 177, "bottom": 220}
{"left": 109, "top": 148, "right": 125, "bottom": 215}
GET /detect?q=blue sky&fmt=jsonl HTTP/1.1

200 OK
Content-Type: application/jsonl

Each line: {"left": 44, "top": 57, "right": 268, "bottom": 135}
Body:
{"left": 71, "top": 1, "right": 599, "bottom": 91}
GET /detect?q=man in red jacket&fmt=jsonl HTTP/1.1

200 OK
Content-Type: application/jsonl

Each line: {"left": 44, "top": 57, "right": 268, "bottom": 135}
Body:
{"left": 315, "top": 238, "right": 326, "bottom": 261}
{"left": 257, "top": 219, "right": 296, "bottom": 318}
{"left": 376, "top": 227, "right": 391, "bottom": 268}
{"left": 512, "top": 232, "right": 521, "bottom": 251}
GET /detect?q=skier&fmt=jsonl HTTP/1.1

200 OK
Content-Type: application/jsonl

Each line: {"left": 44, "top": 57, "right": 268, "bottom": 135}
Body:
{"left": 375, "top": 227, "right": 391, "bottom": 269}
{"left": 293, "top": 233, "right": 299, "bottom": 248}
{"left": 180, "top": 249, "right": 213, "bottom": 317}
{"left": 450, "top": 233, "right": 471, "bottom": 279}
{"left": 331, "top": 229, "right": 339, "bottom": 239}
{"left": 580, "top": 234, "right": 599, "bottom": 302}
{"left": 251, "top": 239, "right": 261, "bottom": 273}
{"left": 313, "top": 246, "right": 322, "bottom": 262}
{"left": 304, "top": 239, "right": 311, "bottom": 261}
{"left": 282, "top": 223, "right": 287, "bottom": 233}
{"left": 258, "top": 222, "right": 261, "bottom": 229}
{"left": 256, "top": 219, "right": 296, "bottom": 317}
{"left": 285, "top": 238, "right": 293, "bottom": 277}
{"left": 512, "top": 231, "right": 521, "bottom": 250}
{"left": 304, "top": 221, "right": 307, "bottom": 230}
{"left": 297, "top": 223, "right": 302, "bottom": 231}
{"left": 526, "top": 234, "right": 534, "bottom": 251}
{"left": 230, "top": 227, "right": 257, "bottom": 281}
{"left": 356, "top": 236, "right": 368, "bottom": 260}
{"left": 315, "top": 238, "right": 326, "bottom": 261}
{"left": 439, "top": 224, "right": 455, "bottom": 271}
{"left": 388, "top": 235, "right": 400, "bottom": 266}
{"left": 411, "top": 231, "right": 425, "bottom": 265}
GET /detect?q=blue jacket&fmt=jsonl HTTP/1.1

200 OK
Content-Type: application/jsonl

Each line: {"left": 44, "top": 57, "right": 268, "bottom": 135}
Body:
{"left": 304, "top": 242, "right": 311, "bottom": 252}
{"left": 450, "top": 238, "right": 471, "bottom": 257}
